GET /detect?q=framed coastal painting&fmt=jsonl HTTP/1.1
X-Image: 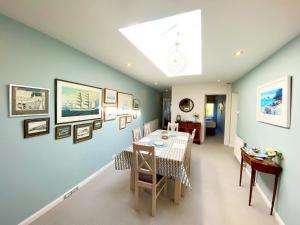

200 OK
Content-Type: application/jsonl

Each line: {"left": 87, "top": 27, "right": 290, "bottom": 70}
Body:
{"left": 55, "top": 79, "right": 102, "bottom": 124}
{"left": 93, "top": 119, "right": 102, "bottom": 130}
{"left": 9, "top": 84, "right": 50, "bottom": 117}
{"left": 24, "top": 118, "right": 50, "bottom": 138}
{"left": 117, "top": 92, "right": 133, "bottom": 115}
{"left": 73, "top": 123, "right": 93, "bottom": 144}
{"left": 104, "top": 106, "right": 117, "bottom": 121}
{"left": 133, "top": 111, "right": 137, "bottom": 119}
{"left": 119, "top": 116, "right": 126, "bottom": 130}
{"left": 104, "top": 88, "right": 117, "bottom": 104}
{"left": 55, "top": 125, "right": 71, "bottom": 140}
{"left": 256, "top": 76, "right": 291, "bottom": 128}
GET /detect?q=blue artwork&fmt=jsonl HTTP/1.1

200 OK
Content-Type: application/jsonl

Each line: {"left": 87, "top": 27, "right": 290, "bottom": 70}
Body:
{"left": 260, "top": 88, "right": 282, "bottom": 115}
{"left": 61, "top": 87, "right": 100, "bottom": 117}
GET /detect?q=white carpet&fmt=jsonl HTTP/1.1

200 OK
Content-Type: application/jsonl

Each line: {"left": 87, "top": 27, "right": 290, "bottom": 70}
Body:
{"left": 31, "top": 136, "right": 279, "bottom": 225}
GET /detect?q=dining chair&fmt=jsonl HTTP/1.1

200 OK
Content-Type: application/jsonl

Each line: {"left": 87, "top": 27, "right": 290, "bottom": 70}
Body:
{"left": 191, "top": 128, "right": 196, "bottom": 140}
{"left": 133, "top": 143, "right": 168, "bottom": 216}
{"left": 132, "top": 128, "right": 142, "bottom": 142}
{"left": 144, "top": 123, "right": 151, "bottom": 136}
{"left": 167, "top": 122, "right": 179, "bottom": 132}
{"left": 185, "top": 129, "right": 196, "bottom": 176}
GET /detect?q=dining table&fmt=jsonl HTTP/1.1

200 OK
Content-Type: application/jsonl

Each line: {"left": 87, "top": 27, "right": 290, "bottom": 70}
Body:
{"left": 114, "top": 129, "right": 192, "bottom": 204}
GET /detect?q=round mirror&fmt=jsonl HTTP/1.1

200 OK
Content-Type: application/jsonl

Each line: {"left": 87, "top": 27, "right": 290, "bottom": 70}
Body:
{"left": 179, "top": 98, "right": 194, "bottom": 112}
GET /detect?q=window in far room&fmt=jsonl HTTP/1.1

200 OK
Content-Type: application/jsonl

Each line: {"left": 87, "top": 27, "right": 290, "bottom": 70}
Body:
{"left": 205, "top": 103, "right": 214, "bottom": 119}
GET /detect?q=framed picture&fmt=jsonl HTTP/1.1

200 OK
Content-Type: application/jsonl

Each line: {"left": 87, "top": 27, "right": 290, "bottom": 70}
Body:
{"left": 256, "top": 76, "right": 291, "bottom": 128}
{"left": 93, "top": 119, "right": 102, "bottom": 130}
{"left": 55, "top": 125, "right": 71, "bottom": 140}
{"left": 117, "top": 92, "right": 133, "bottom": 115}
{"left": 9, "top": 84, "right": 50, "bottom": 117}
{"left": 73, "top": 123, "right": 93, "bottom": 144}
{"left": 55, "top": 79, "right": 102, "bottom": 124}
{"left": 126, "top": 115, "right": 132, "bottom": 123}
{"left": 104, "top": 106, "right": 117, "bottom": 121}
{"left": 133, "top": 111, "right": 137, "bottom": 119}
{"left": 119, "top": 116, "right": 126, "bottom": 130}
{"left": 24, "top": 118, "right": 50, "bottom": 138}
{"left": 104, "top": 88, "right": 117, "bottom": 104}
{"left": 133, "top": 99, "right": 140, "bottom": 109}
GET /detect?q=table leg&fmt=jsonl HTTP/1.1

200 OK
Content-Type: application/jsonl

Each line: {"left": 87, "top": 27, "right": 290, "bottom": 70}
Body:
{"left": 248, "top": 168, "right": 255, "bottom": 206}
{"left": 270, "top": 175, "right": 279, "bottom": 215}
{"left": 130, "top": 168, "right": 135, "bottom": 191}
{"left": 239, "top": 157, "right": 244, "bottom": 186}
{"left": 174, "top": 178, "right": 181, "bottom": 204}
{"left": 253, "top": 169, "right": 256, "bottom": 187}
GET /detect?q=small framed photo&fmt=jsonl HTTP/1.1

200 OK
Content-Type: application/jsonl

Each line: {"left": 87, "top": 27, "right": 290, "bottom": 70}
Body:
{"left": 133, "top": 111, "right": 137, "bottom": 119}
{"left": 133, "top": 99, "right": 140, "bottom": 110}
{"left": 104, "top": 88, "right": 117, "bottom": 104}
{"left": 24, "top": 118, "right": 50, "bottom": 138}
{"left": 119, "top": 116, "right": 126, "bottom": 130}
{"left": 126, "top": 115, "right": 132, "bottom": 123}
{"left": 73, "top": 123, "right": 93, "bottom": 144}
{"left": 93, "top": 119, "right": 102, "bottom": 130}
{"left": 104, "top": 106, "right": 117, "bottom": 121}
{"left": 9, "top": 84, "right": 50, "bottom": 117}
{"left": 55, "top": 125, "right": 71, "bottom": 140}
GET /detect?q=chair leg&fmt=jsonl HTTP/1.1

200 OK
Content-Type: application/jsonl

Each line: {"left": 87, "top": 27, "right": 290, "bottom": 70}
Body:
{"left": 164, "top": 180, "right": 168, "bottom": 196}
{"left": 151, "top": 189, "right": 156, "bottom": 216}
{"left": 135, "top": 185, "right": 139, "bottom": 212}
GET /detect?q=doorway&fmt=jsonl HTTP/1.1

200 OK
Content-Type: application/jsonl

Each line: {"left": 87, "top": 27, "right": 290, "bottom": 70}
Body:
{"left": 205, "top": 95, "right": 226, "bottom": 142}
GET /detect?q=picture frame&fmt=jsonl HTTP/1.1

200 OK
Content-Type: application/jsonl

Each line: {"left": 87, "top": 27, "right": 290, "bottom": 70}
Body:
{"left": 55, "top": 79, "right": 102, "bottom": 124}
{"left": 133, "top": 99, "right": 140, "bottom": 110}
{"left": 126, "top": 115, "right": 132, "bottom": 123}
{"left": 104, "top": 106, "right": 117, "bottom": 121}
{"left": 104, "top": 88, "right": 117, "bottom": 104}
{"left": 133, "top": 111, "right": 137, "bottom": 119}
{"left": 55, "top": 125, "right": 71, "bottom": 140}
{"left": 119, "top": 116, "right": 127, "bottom": 130}
{"left": 117, "top": 92, "right": 133, "bottom": 115}
{"left": 9, "top": 84, "right": 50, "bottom": 117}
{"left": 93, "top": 119, "right": 102, "bottom": 130}
{"left": 73, "top": 123, "right": 93, "bottom": 144}
{"left": 256, "top": 76, "right": 291, "bottom": 128}
{"left": 24, "top": 118, "right": 50, "bottom": 138}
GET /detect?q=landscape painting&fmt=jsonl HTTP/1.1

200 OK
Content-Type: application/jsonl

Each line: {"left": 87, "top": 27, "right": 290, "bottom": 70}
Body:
{"left": 56, "top": 79, "right": 102, "bottom": 124}
{"left": 257, "top": 76, "right": 291, "bottom": 128}
{"left": 24, "top": 118, "right": 50, "bottom": 138}
{"left": 55, "top": 125, "right": 71, "bottom": 140}
{"left": 74, "top": 123, "right": 93, "bottom": 144}
{"left": 260, "top": 88, "right": 282, "bottom": 115}
{"left": 117, "top": 92, "right": 133, "bottom": 115}
{"left": 9, "top": 84, "right": 50, "bottom": 117}
{"left": 104, "top": 88, "right": 117, "bottom": 104}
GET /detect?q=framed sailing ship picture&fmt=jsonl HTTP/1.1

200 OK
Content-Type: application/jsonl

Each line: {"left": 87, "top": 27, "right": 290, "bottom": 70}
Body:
{"left": 117, "top": 92, "right": 133, "bottom": 115}
{"left": 55, "top": 79, "right": 102, "bottom": 124}
{"left": 9, "top": 84, "right": 50, "bottom": 117}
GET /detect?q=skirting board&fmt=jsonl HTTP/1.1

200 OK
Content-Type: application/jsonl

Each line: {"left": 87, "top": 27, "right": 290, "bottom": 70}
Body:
{"left": 244, "top": 168, "right": 285, "bottom": 225}
{"left": 18, "top": 160, "right": 114, "bottom": 225}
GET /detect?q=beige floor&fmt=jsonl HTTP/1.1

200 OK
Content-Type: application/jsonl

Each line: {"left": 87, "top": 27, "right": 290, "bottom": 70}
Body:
{"left": 31, "top": 135, "right": 279, "bottom": 225}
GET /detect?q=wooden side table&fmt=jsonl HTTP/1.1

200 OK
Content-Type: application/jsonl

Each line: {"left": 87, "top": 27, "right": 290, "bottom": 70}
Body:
{"left": 239, "top": 148, "right": 282, "bottom": 215}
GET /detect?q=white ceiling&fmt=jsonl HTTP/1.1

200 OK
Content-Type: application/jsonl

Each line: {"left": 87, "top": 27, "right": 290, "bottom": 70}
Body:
{"left": 0, "top": 0, "right": 300, "bottom": 90}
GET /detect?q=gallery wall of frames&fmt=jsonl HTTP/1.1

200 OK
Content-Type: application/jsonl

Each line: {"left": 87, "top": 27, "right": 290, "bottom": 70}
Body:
{"left": 9, "top": 79, "right": 141, "bottom": 144}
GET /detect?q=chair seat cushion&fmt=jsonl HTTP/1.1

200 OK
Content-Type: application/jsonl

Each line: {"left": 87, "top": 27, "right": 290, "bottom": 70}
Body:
{"left": 139, "top": 173, "right": 163, "bottom": 183}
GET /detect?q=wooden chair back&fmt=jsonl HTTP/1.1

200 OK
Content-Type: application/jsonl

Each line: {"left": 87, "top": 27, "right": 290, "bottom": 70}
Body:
{"left": 133, "top": 143, "right": 156, "bottom": 184}
{"left": 144, "top": 123, "right": 151, "bottom": 136}
{"left": 132, "top": 128, "right": 142, "bottom": 142}
{"left": 167, "top": 122, "right": 179, "bottom": 131}
{"left": 191, "top": 128, "right": 196, "bottom": 140}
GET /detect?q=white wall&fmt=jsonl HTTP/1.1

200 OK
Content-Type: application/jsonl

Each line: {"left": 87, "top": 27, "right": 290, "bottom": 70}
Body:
{"left": 171, "top": 82, "right": 232, "bottom": 145}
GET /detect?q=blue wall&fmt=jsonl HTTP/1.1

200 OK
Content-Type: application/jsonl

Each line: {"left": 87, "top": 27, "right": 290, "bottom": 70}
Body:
{"left": 233, "top": 35, "right": 300, "bottom": 225}
{"left": 0, "top": 15, "right": 161, "bottom": 225}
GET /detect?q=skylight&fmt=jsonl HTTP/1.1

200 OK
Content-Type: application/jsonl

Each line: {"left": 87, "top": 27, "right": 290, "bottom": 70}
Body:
{"left": 119, "top": 10, "right": 202, "bottom": 77}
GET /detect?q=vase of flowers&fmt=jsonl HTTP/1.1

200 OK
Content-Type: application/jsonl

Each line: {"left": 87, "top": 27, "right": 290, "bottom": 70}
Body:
{"left": 193, "top": 113, "right": 200, "bottom": 122}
